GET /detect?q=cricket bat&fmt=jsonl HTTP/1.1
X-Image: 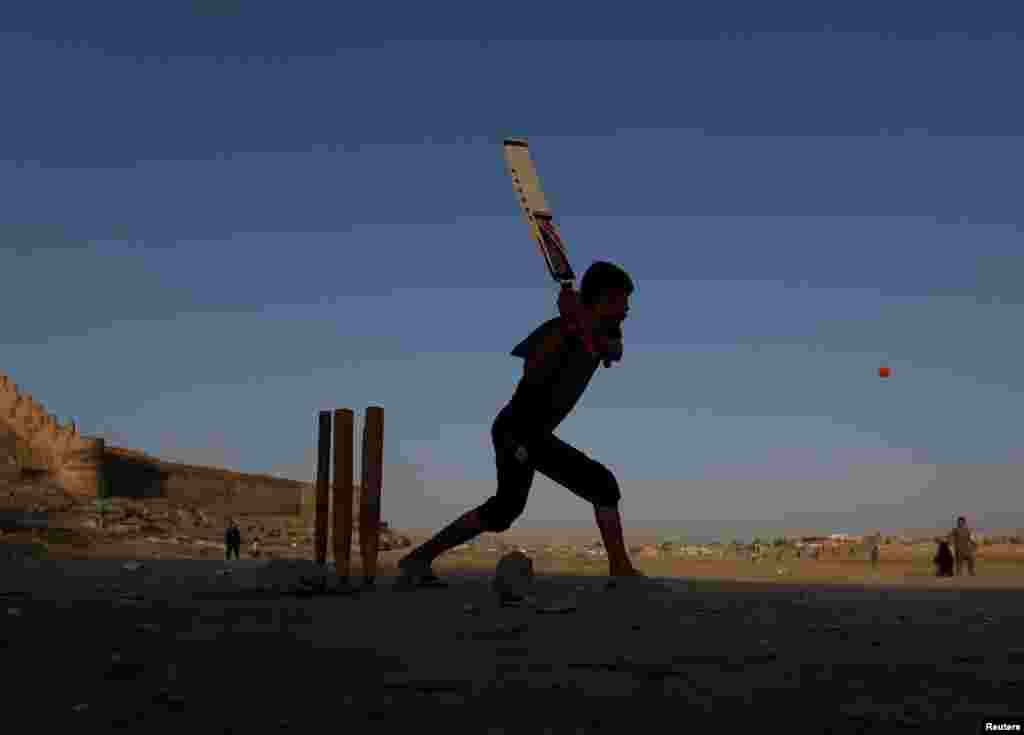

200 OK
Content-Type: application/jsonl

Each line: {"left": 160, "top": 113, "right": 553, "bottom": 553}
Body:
{"left": 502, "top": 138, "right": 596, "bottom": 356}
{"left": 502, "top": 138, "right": 576, "bottom": 285}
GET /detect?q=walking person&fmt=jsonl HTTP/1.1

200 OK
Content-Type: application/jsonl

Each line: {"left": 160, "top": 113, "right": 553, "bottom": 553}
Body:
{"left": 869, "top": 531, "right": 881, "bottom": 571}
{"left": 949, "top": 516, "right": 977, "bottom": 577}
{"left": 396, "top": 262, "right": 645, "bottom": 587}
{"left": 224, "top": 518, "right": 241, "bottom": 561}
{"left": 935, "top": 538, "right": 954, "bottom": 577}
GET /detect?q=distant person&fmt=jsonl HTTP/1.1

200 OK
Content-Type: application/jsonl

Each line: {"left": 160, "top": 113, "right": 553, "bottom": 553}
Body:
{"left": 396, "top": 263, "right": 644, "bottom": 588}
{"left": 869, "top": 532, "right": 881, "bottom": 570}
{"left": 934, "top": 538, "right": 954, "bottom": 577}
{"left": 224, "top": 518, "right": 241, "bottom": 560}
{"left": 949, "top": 516, "right": 977, "bottom": 577}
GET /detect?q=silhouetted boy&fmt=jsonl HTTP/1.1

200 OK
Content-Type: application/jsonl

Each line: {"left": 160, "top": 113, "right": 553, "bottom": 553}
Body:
{"left": 397, "top": 262, "right": 643, "bottom": 587}
{"left": 224, "top": 518, "right": 241, "bottom": 561}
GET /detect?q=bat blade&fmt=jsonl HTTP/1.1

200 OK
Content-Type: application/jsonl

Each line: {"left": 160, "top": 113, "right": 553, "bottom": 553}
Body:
{"left": 503, "top": 138, "right": 575, "bottom": 283}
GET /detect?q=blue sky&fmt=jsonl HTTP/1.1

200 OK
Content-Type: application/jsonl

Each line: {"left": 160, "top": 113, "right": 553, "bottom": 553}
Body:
{"left": 3, "top": 3, "right": 1024, "bottom": 535}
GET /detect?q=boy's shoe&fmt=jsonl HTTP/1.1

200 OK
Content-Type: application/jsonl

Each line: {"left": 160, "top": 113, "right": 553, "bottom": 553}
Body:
{"left": 395, "top": 555, "right": 448, "bottom": 589}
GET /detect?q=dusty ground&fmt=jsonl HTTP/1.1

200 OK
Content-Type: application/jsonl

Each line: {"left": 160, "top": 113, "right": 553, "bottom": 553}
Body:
{"left": 2, "top": 552, "right": 1024, "bottom": 733}
{"left": 2, "top": 481, "right": 1023, "bottom": 733}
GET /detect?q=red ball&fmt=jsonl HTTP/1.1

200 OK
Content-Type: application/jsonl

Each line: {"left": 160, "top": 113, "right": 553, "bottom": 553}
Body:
{"left": 878, "top": 366, "right": 891, "bottom": 378}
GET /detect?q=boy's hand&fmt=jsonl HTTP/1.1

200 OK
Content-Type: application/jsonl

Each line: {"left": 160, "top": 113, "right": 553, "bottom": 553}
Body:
{"left": 596, "top": 333, "right": 623, "bottom": 367}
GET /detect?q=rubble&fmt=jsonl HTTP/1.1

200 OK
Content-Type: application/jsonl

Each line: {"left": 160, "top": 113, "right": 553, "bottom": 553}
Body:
{"left": 0, "top": 475, "right": 409, "bottom": 562}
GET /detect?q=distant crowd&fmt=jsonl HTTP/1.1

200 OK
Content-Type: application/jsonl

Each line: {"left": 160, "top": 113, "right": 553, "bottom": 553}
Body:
{"left": 741, "top": 515, "right": 982, "bottom": 577}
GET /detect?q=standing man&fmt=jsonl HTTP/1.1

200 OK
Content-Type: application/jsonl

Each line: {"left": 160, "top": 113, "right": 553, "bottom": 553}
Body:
{"left": 949, "top": 516, "right": 977, "bottom": 577}
{"left": 868, "top": 531, "right": 881, "bottom": 571}
{"left": 224, "top": 518, "right": 241, "bottom": 561}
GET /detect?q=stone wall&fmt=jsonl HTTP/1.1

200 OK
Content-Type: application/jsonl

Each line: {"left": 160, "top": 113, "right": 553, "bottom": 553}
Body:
{"left": 0, "top": 370, "right": 303, "bottom": 515}
{"left": 0, "top": 372, "right": 103, "bottom": 495}
{"left": 157, "top": 457, "right": 305, "bottom": 515}
{"left": 0, "top": 422, "right": 19, "bottom": 479}
{"left": 99, "top": 447, "right": 305, "bottom": 514}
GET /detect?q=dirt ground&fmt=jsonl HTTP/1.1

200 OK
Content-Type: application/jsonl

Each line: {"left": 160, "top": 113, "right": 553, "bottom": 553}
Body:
{"left": 2, "top": 549, "right": 1023, "bottom": 734}
{"left": 2, "top": 482, "right": 1023, "bottom": 733}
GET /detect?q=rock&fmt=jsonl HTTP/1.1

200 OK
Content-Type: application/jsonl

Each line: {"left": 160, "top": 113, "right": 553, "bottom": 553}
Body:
{"left": 115, "top": 600, "right": 144, "bottom": 610}
{"left": 152, "top": 689, "right": 185, "bottom": 712}
{"left": 500, "top": 595, "right": 536, "bottom": 609}
{"left": 105, "top": 657, "right": 146, "bottom": 680}
{"left": 536, "top": 599, "right": 577, "bottom": 614}
{"left": 493, "top": 551, "right": 534, "bottom": 602}
{"left": 122, "top": 562, "right": 143, "bottom": 572}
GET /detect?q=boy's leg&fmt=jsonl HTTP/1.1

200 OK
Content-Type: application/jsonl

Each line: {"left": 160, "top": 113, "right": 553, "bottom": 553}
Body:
{"left": 594, "top": 505, "right": 644, "bottom": 576}
{"left": 402, "top": 508, "right": 486, "bottom": 566}
{"left": 530, "top": 433, "right": 642, "bottom": 577}
{"left": 399, "top": 431, "right": 534, "bottom": 571}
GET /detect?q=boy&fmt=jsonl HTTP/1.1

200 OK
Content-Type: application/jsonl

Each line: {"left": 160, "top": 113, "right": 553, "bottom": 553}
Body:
{"left": 224, "top": 518, "right": 241, "bottom": 561}
{"left": 397, "top": 261, "right": 644, "bottom": 587}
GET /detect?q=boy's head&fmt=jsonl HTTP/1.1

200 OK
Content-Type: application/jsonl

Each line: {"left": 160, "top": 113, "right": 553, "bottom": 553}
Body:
{"left": 957, "top": 516, "right": 966, "bottom": 528}
{"left": 580, "top": 261, "right": 633, "bottom": 323}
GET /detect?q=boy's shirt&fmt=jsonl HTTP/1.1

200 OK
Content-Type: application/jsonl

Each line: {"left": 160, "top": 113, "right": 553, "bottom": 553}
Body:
{"left": 503, "top": 317, "right": 601, "bottom": 435}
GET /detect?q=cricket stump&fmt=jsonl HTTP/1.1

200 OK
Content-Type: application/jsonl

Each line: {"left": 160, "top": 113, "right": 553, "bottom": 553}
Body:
{"left": 314, "top": 410, "right": 332, "bottom": 567}
{"left": 360, "top": 406, "right": 384, "bottom": 586}
{"left": 332, "top": 408, "right": 355, "bottom": 586}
